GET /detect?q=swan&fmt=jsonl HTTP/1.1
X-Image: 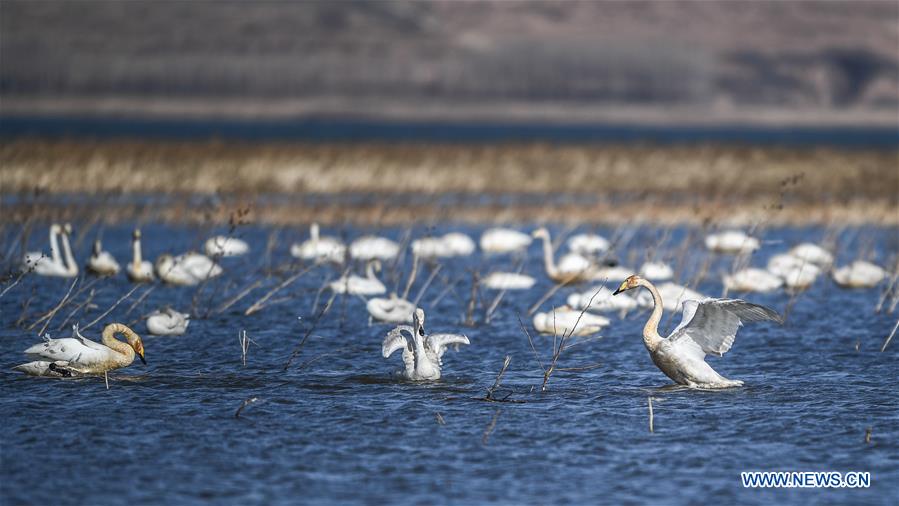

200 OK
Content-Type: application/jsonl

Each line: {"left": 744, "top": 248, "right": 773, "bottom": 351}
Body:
{"left": 22, "top": 224, "right": 75, "bottom": 277}
{"left": 330, "top": 260, "right": 386, "bottom": 295}
{"left": 635, "top": 282, "right": 705, "bottom": 312}
{"left": 204, "top": 236, "right": 249, "bottom": 257}
{"left": 639, "top": 261, "right": 674, "bottom": 281}
{"left": 590, "top": 265, "right": 636, "bottom": 282}
{"left": 291, "top": 223, "right": 345, "bottom": 263}
{"left": 367, "top": 293, "right": 416, "bottom": 323}
{"left": 350, "top": 235, "right": 400, "bottom": 261}
{"left": 613, "top": 275, "right": 781, "bottom": 388}
{"left": 705, "top": 230, "right": 760, "bottom": 254}
{"left": 87, "top": 239, "right": 120, "bottom": 276}
{"left": 767, "top": 254, "right": 821, "bottom": 289}
{"left": 567, "top": 285, "right": 638, "bottom": 313}
{"left": 441, "top": 232, "right": 476, "bottom": 256}
{"left": 789, "top": 243, "right": 833, "bottom": 267}
{"left": 156, "top": 252, "right": 223, "bottom": 286}
{"left": 382, "top": 308, "right": 470, "bottom": 380}
{"left": 481, "top": 272, "right": 536, "bottom": 290}
{"left": 533, "top": 305, "right": 610, "bottom": 336}
{"left": 146, "top": 307, "right": 190, "bottom": 335}
{"left": 532, "top": 228, "right": 594, "bottom": 283}
{"left": 723, "top": 268, "right": 783, "bottom": 293}
{"left": 126, "top": 229, "right": 155, "bottom": 282}
{"left": 13, "top": 323, "right": 146, "bottom": 377}
{"left": 567, "top": 233, "right": 610, "bottom": 256}
{"left": 832, "top": 260, "right": 887, "bottom": 288}
{"left": 480, "top": 228, "right": 532, "bottom": 254}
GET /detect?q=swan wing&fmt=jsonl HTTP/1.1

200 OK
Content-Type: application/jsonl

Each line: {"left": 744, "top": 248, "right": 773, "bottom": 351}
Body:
{"left": 669, "top": 299, "right": 782, "bottom": 357}
{"left": 382, "top": 326, "right": 413, "bottom": 358}
{"left": 24, "top": 337, "right": 109, "bottom": 366}
{"left": 427, "top": 333, "right": 470, "bottom": 360}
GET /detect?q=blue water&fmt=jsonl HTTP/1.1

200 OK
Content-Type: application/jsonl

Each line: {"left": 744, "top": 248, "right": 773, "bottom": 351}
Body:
{"left": 1, "top": 115, "right": 897, "bottom": 147}
{"left": 1, "top": 222, "right": 897, "bottom": 505}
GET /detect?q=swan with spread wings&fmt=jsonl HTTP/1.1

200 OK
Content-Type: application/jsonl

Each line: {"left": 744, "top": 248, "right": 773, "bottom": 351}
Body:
{"left": 381, "top": 308, "right": 470, "bottom": 381}
{"left": 613, "top": 275, "right": 782, "bottom": 389}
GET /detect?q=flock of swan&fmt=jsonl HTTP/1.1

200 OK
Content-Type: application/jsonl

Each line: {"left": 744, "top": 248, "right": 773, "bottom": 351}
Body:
{"left": 13, "top": 223, "right": 893, "bottom": 388}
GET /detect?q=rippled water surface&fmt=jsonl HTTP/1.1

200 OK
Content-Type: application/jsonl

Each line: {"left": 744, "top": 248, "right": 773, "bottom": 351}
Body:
{"left": 1, "top": 223, "right": 897, "bottom": 505}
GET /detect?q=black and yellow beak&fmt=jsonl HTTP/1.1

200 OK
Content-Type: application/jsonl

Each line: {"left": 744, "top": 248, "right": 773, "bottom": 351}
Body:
{"left": 612, "top": 280, "right": 628, "bottom": 295}
{"left": 138, "top": 351, "right": 147, "bottom": 365}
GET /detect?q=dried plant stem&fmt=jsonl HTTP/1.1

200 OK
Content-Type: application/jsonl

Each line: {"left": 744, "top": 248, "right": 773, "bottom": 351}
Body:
{"left": 412, "top": 264, "right": 442, "bottom": 307}
{"left": 648, "top": 397, "right": 655, "bottom": 433}
{"left": 57, "top": 288, "right": 96, "bottom": 331}
{"left": 481, "top": 409, "right": 501, "bottom": 445}
{"left": 245, "top": 265, "right": 314, "bottom": 316}
{"left": 484, "top": 355, "right": 512, "bottom": 401}
{"left": 234, "top": 397, "right": 259, "bottom": 419}
{"left": 82, "top": 284, "right": 140, "bottom": 331}
{"left": 124, "top": 285, "right": 155, "bottom": 317}
{"left": 217, "top": 279, "right": 263, "bottom": 314}
{"left": 29, "top": 277, "right": 79, "bottom": 334}
{"left": 881, "top": 318, "right": 899, "bottom": 352}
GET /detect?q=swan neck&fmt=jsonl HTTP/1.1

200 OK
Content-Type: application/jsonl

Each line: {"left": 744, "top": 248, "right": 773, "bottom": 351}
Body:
{"left": 539, "top": 234, "right": 559, "bottom": 278}
{"left": 639, "top": 279, "right": 664, "bottom": 351}
{"left": 310, "top": 224, "right": 319, "bottom": 242}
{"left": 101, "top": 324, "right": 136, "bottom": 362}
{"left": 49, "top": 226, "right": 62, "bottom": 265}
{"left": 132, "top": 236, "right": 142, "bottom": 268}
{"left": 60, "top": 232, "right": 77, "bottom": 274}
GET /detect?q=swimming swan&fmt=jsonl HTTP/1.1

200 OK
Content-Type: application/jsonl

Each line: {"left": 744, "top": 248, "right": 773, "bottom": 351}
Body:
{"left": 567, "top": 233, "right": 610, "bottom": 256}
{"left": 639, "top": 261, "right": 674, "bottom": 281}
{"left": 723, "top": 268, "right": 783, "bottom": 293}
{"left": 126, "top": 229, "right": 155, "bottom": 282}
{"left": 613, "top": 275, "right": 781, "bottom": 388}
{"left": 87, "top": 239, "right": 121, "bottom": 276}
{"left": 532, "top": 227, "right": 594, "bottom": 283}
{"left": 533, "top": 305, "right": 610, "bottom": 336}
{"left": 382, "top": 308, "right": 469, "bottom": 380}
{"left": 13, "top": 323, "right": 146, "bottom": 377}
{"left": 832, "top": 261, "right": 887, "bottom": 289}
{"left": 156, "top": 252, "right": 223, "bottom": 286}
{"left": 350, "top": 235, "right": 400, "bottom": 261}
{"left": 705, "top": 230, "right": 760, "bottom": 254}
{"left": 205, "top": 236, "right": 249, "bottom": 257}
{"left": 330, "top": 260, "right": 386, "bottom": 295}
{"left": 480, "top": 228, "right": 532, "bottom": 254}
{"left": 481, "top": 272, "right": 536, "bottom": 290}
{"left": 22, "top": 224, "right": 76, "bottom": 277}
{"left": 146, "top": 307, "right": 190, "bottom": 335}
{"left": 412, "top": 233, "right": 476, "bottom": 258}
{"left": 291, "top": 223, "right": 345, "bottom": 263}
{"left": 367, "top": 293, "right": 415, "bottom": 323}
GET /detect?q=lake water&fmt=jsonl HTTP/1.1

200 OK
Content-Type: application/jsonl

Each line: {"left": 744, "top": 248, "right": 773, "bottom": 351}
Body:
{"left": 1, "top": 222, "right": 897, "bottom": 505}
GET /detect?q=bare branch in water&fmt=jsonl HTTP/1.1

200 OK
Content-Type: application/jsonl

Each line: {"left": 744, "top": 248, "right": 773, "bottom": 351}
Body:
{"left": 246, "top": 264, "right": 315, "bottom": 316}
{"left": 29, "top": 277, "right": 79, "bottom": 335}
{"left": 235, "top": 397, "right": 259, "bottom": 419}
{"left": 481, "top": 409, "right": 501, "bottom": 445}
{"left": 881, "top": 318, "right": 899, "bottom": 353}
{"left": 83, "top": 284, "right": 140, "bottom": 331}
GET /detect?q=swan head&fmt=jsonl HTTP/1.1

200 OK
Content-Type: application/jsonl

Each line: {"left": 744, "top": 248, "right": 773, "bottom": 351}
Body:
{"left": 50, "top": 223, "right": 62, "bottom": 234}
{"left": 63, "top": 223, "right": 73, "bottom": 235}
{"left": 155, "top": 254, "right": 174, "bottom": 272}
{"left": 92, "top": 239, "right": 102, "bottom": 256}
{"left": 133, "top": 229, "right": 142, "bottom": 240}
{"left": 613, "top": 275, "right": 642, "bottom": 295}
{"left": 369, "top": 259, "right": 382, "bottom": 272}
{"left": 531, "top": 227, "right": 550, "bottom": 240}
{"left": 412, "top": 308, "right": 426, "bottom": 336}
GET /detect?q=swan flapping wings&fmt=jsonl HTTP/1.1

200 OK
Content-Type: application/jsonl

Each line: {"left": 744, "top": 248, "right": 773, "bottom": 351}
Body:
{"left": 382, "top": 325, "right": 414, "bottom": 358}
{"left": 669, "top": 299, "right": 782, "bottom": 357}
{"left": 426, "top": 333, "right": 470, "bottom": 362}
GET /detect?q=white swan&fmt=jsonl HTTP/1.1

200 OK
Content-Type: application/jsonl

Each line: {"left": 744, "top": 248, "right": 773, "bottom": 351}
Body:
{"left": 767, "top": 254, "right": 821, "bottom": 289}
{"left": 126, "top": 229, "right": 155, "bottom": 282}
{"left": 367, "top": 293, "right": 416, "bottom": 323}
{"left": 613, "top": 275, "right": 781, "bottom": 388}
{"left": 412, "top": 232, "right": 475, "bottom": 258}
{"left": 350, "top": 235, "right": 400, "bottom": 261}
{"left": 291, "top": 223, "right": 345, "bottom": 263}
{"left": 832, "top": 260, "right": 887, "bottom": 288}
{"left": 723, "top": 268, "right": 783, "bottom": 293}
{"left": 590, "top": 265, "right": 636, "bottom": 282}
{"left": 481, "top": 272, "right": 536, "bottom": 290}
{"left": 567, "top": 285, "right": 638, "bottom": 313}
{"left": 480, "top": 228, "right": 532, "bottom": 254}
{"left": 22, "top": 224, "right": 76, "bottom": 277}
{"left": 635, "top": 282, "right": 705, "bottom": 312}
{"left": 87, "top": 239, "right": 120, "bottom": 276}
{"left": 330, "top": 260, "right": 386, "bottom": 295}
{"left": 789, "top": 243, "right": 833, "bottom": 267}
{"left": 639, "top": 261, "right": 674, "bottom": 281}
{"left": 13, "top": 323, "right": 146, "bottom": 377}
{"left": 146, "top": 307, "right": 190, "bottom": 335}
{"left": 533, "top": 305, "right": 610, "bottom": 336}
{"left": 567, "top": 233, "right": 610, "bottom": 256}
{"left": 705, "top": 230, "right": 760, "bottom": 254}
{"left": 156, "top": 252, "right": 223, "bottom": 286}
{"left": 382, "top": 308, "right": 469, "bottom": 380}
{"left": 204, "top": 236, "right": 249, "bottom": 257}
{"left": 532, "top": 228, "right": 594, "bottom": 283}
{"left": 441, "top": 232, "right": 476, "bottom": 256}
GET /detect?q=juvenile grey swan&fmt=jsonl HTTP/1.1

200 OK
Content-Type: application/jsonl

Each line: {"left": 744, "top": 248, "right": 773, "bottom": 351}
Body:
{"left": 382, "top": 308, "right": 469, "bottom": 380}
{"left": 613, "top": 275, "right": 782, "bottom": 389}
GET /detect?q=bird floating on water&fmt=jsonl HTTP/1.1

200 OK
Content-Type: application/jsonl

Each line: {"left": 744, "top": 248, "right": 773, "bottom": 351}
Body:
{"left": 367, "top": 293, "right": 415, "bottom": 323}
{"left": 481, "top": 272, "right": 536, "bottom": 290}
{"left": 146, "top": 307, "right": 190, "bottom": 335}
{"left": 788, "top": 243, "right": 833, "bottom": 267}
{"left": 156, "top": 252, "right": 223, "bottom": 286}
{"left": 567, "top": 233, "right": 610, "bottom": 257}
{"left": 705, "top": 230, "right": 760, "bottom": 254}
{"left": 412, "top": 232, "right": 476, "bottom": 258}
{"left": 639, "top": 261, "right": 674, "bottom": 281}
{"left": 634, "top": 282, "right": 704, "bottom": 312}
{"left": 87, "top": 239, "right": 120, "bottom": 276}
{"left": 126, "top": 229, "right": 155, "bottom": 282}
{"left": 14, "top": 323, "right": 146, "bottom": 377}
{"left": 613, "top": 275, "right": 781, "bottom": 388}
{"left": 382, "top": 308, "right": 469, "bottom": 380}
{"left": 532, "top": 305, "right": 610, "bottom": 336}
{"left": 205, "top": 236, "right": 249, "bottom": 257}
{"left": 832, "top": 260, "right": 887, "bottom": 289}
{"left": 22, "top": 224, "right": 77, "bottom": 277}
{"left": 330, "top": 260, "right": 386, "bottom": 295}
{"left": 291, "top": 223, "right": 346, "bottom": 263}
{"left": 568, "top": 285, "right": 638, "bottom": 313}
{"left": 480, "top": 228, "right": 532, "bottom": 254}
{"left": 350, "top": 235, "right": 400, "bottom": 261}
{"left": 723, "top": 268, "right": 783, "bottom": 293}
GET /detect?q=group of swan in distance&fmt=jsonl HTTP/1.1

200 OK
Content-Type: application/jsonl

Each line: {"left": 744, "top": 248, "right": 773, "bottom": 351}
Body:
{"left": 614, "top": 275, "right": 782, "bottom": 389}
{"left": 14, "top": 323, "right": 146, "bottom": 377}
{"left": 382, "top": 308, "right": 470, "bottom": 380}
{"left": 832, "top": 260, "right": 887, "bottom": 288}
{"left": 532, "top": 227, "right": 639, "bottom": 284}
{"left": 146, "top": 307, "right": 190, "bottom": 336}
{"left": 412, "top": 232, "right": 476, "bottom": 258}
{"left": 22, "top": 223, "right": 78, "bottom": 278}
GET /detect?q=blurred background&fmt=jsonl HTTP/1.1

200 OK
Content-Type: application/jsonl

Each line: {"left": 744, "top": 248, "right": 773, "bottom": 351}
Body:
{"left": 1, "top": 0, "right": 897, "bottom": 225}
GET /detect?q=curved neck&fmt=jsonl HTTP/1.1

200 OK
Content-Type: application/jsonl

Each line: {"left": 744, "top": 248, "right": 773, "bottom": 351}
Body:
{"left": 310, "top": 224, "right": 319, "bottom": 242}
{"left": 410, "top": 327, "right": 429, "bottom": 370}
{"left": 537, "top": 233, "right": 560, "bottom": 278}
{"left": 49, "top": 227, "right": 62, "bottom": 265}
{"left": 637, "top": 279, "right": 664, "bottom": 351}
{"left": 59, "top": 232, "right": 78, "bottom": 274}
{"left": 101, "top": 324, "right": 135, "bottom": 362}
{"left": 366, "top": 263, "right": 378, "bottom": 280}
